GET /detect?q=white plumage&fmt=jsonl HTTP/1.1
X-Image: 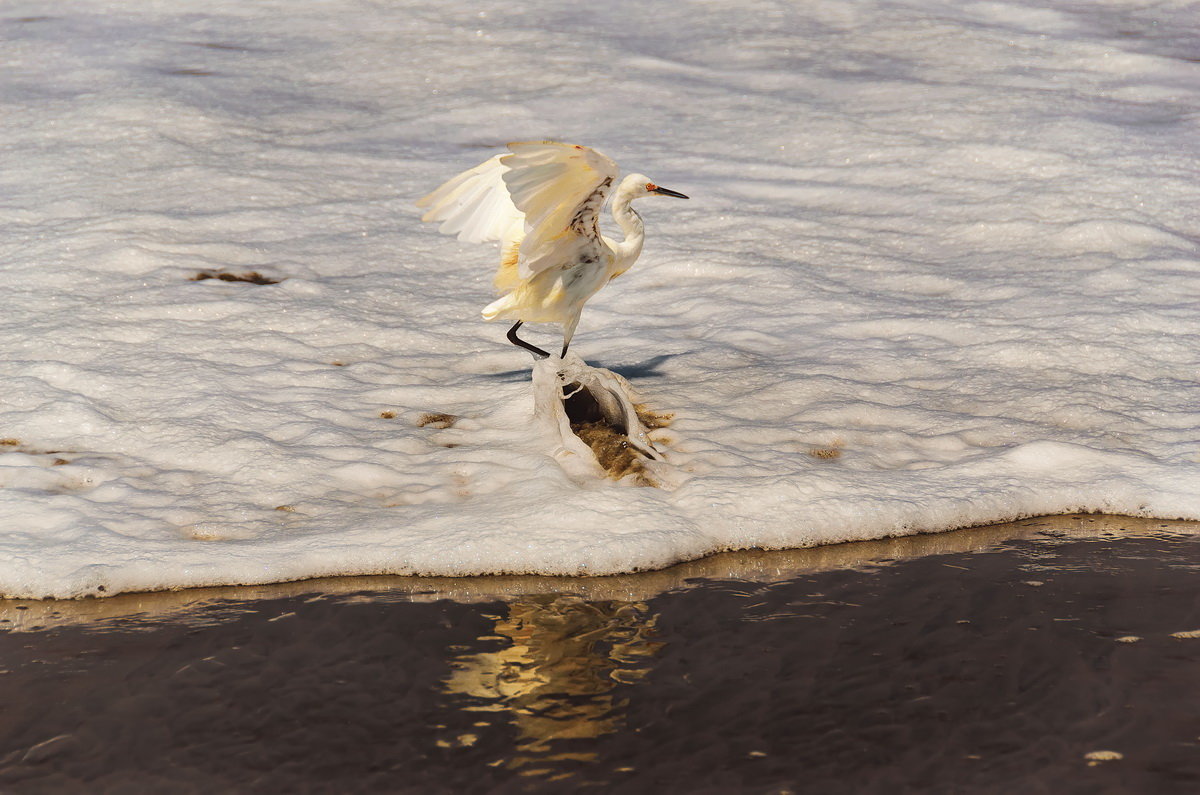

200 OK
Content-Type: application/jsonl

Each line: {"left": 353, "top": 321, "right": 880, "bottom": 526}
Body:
{"left": 417, "top": 141, "right": 688, "bottom": 358}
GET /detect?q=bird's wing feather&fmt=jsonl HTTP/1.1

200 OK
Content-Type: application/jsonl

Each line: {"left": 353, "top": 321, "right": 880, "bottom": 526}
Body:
{"left": 415, "top": 154, "right": 524, "bottom": 245}
{"left": 417, "top": 142, "right": 620, "bottom": 283}
{"left": 500, "top": 142, "right": 619, "bottom": 279}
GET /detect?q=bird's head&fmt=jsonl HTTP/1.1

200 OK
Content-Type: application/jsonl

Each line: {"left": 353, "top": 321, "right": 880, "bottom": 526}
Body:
{"left": 626, "top": 173, "right": 689, "bottom": 200}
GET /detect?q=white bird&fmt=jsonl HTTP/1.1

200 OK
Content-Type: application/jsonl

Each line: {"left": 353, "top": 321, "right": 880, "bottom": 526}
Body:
{"left": 416, "top": 141, "right": 688, "bottom": 359}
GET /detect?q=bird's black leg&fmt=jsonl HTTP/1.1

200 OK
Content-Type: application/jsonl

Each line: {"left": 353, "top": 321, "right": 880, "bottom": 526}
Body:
{"left": 507, "top": 321, "right": 551, "bottom": 359}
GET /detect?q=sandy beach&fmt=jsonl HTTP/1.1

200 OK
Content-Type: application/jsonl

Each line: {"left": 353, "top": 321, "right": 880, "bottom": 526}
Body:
{"left": 4, "top": 513, "right": 1200, "bottom": 793}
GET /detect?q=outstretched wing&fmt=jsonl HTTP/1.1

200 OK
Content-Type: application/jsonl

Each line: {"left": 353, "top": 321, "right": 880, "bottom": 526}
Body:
{"left": 416, "top": 154, "right": 524, "bottom": 245}
{"left": 417, "top": 142, "right": 619, "bottom": 284}
{"left": 500, "top": 142, "right": 619, "bottom": 279}
{"left": 416, "top": 153, "right": 527, "bottom": 290}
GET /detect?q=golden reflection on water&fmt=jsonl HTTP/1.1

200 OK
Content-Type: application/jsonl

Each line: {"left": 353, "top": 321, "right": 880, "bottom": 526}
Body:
{"left": 441, "top": 595, "right": 663, "bottom": 778}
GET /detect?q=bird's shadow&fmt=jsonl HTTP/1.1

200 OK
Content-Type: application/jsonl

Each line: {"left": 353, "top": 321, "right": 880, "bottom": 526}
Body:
{"left": 484, "top": 352, "right": 679, "bottom": 382}
{"left": 604, "top": 353, "right": 676, "bottom": 380}
{"left": 485, "top": 368, "right": 537, "bottom": 382}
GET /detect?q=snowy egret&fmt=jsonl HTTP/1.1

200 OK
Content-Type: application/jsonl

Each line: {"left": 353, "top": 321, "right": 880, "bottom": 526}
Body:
{"left": 417, "top": 141, "right": 688, "bottom": 359}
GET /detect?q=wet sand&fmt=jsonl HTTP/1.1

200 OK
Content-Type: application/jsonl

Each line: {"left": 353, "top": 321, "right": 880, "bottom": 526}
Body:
{"left": 3, "top": 514, "right": 1200, "bottom": 793}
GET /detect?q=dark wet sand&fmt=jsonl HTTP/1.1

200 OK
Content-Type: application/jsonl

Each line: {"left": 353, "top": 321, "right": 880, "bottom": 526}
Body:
{"left": 3, "top": 514, "right": 1200, "bottom": 793}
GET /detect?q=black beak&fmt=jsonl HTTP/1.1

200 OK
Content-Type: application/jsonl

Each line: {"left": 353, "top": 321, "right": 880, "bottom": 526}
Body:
{"left": 650, "top": 186, "right": 689, "bottom": 199}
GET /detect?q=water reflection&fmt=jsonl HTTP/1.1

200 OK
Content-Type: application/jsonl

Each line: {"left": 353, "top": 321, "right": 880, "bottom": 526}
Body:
{"left": 6, "top": 519, "right": 1200, "bottom": 792}
{"left": 442, "top": 594, "right": 663, "bottom": 779}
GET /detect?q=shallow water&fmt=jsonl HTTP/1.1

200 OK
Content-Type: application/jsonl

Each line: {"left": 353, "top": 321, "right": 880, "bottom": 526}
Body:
{"left": 4, "top": 515, "right": 1200, "bottom": 793}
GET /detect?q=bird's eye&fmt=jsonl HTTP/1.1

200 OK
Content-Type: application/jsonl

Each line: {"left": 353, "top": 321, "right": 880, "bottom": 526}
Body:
{"left": 646, "top": 182, "right": 657, "bottom": 191}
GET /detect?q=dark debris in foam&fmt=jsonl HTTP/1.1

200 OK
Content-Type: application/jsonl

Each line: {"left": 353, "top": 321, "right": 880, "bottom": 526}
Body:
{"left": 190, "top": 271, "right": 281, "bottom": 285}
{"left": 0, "top": 438, "right": 71, "bottom": 465}
{"left": 416, "top": 413, "right": 459, "bottom": 429}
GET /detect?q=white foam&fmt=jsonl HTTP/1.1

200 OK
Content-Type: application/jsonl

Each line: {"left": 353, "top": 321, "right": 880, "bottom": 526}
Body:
{"left": 2, "top": 0, "right": 1199, "bottom": 598}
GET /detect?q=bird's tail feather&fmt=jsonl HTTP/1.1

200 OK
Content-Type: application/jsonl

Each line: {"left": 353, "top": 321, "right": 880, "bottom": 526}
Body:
{"left": 481, "top": 293, "right": 517, "bottom": 321}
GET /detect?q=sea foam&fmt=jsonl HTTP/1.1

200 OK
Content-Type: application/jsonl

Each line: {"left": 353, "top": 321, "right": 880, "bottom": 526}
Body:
{"left": 1, "top": 0, "right": 1198, "bottom": 598}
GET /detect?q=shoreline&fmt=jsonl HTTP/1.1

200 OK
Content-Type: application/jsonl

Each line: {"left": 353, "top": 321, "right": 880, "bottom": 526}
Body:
{"left": 5, "top": 512, "right": 1200, "bottom": 791}
{"left": 4, "top": 512, "right": 1195, "bottom": 629}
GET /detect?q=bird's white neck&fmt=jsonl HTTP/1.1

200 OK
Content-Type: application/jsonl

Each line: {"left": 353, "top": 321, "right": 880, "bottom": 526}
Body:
{"left": 610, "top": 178, "right": 645, "bottom": 268}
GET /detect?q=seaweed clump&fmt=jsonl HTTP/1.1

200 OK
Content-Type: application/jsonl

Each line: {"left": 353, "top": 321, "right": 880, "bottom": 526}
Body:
{"left": 562, "top": 384, "right": 671, "bottom": 484}
{"left": 191, "top": 271, "right": 280, "bottom": 285}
